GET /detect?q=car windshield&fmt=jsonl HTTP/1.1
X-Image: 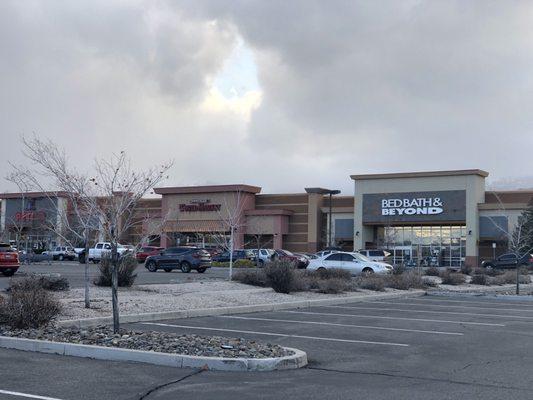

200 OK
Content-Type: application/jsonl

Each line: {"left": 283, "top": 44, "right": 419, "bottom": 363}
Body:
{"left": 353, "top": 253, "right": 372, "bottom": 262}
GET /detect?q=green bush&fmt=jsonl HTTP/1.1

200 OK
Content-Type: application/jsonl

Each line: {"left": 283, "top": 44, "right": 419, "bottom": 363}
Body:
{"left": 211, "top": 259, "right": 255, "bottom": 268}
{"left": 0, "top": 277, "right": 61, "bottom": 328}
{"left": 264, "top": 261, "right": 295, "bottom": 294}
{"left": 94, "top": 254, "right": 138, "bottom": 287}
{"left": 440, "top": 270, "right": 467, "bottom": 285}
{"left": 232, "top": 269, "right": 267, "bottom": 287}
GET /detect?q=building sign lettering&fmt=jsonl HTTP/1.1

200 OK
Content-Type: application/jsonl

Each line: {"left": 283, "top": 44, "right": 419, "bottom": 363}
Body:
{"left": 381, "top": 197, "right": 443, "bottom": 216}
{"left": 179, "top": 200, "right": 221, "bottom": 212}
{"left": 363, "top": 190, "right": 466, "bottom": 223}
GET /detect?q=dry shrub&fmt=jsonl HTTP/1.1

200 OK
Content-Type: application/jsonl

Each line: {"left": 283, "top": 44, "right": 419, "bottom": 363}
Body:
{"left": 392, "top": 264, "right": 406, "bottom": 275}
{"left": 470, "top": 274, "right": 488, "bottom": 285}
{"left": 0, "top": 277, "right": 61, "bottom": 328}
{"left": 317, "top": 278, "right": 348, "bottom": 294}
{"left": 425, "top": 267, "right": 440, "bottom": 276}
{"left": 386, "top": 271, "right": 426, "bottom": 290}
{"left": 264, "top": 261, "right": 295, "bottom": 294}
{"left": 461, "top": 264, "right": 473, "bottom": 275}
{"left": 94, "top": 254, "right": 138, "bottom": 287}
{"left": 314, "top": 268, "right": 352, "bottom": 281}
{"left": 233, "top": 269, "right": 267, "bottom": 287}
{"left": 490, "top": 271, "right": 531, "bottom": 285}
{"left": 440, "top": 270, "right": 467, "bottom": 285}
{"left": 355, "top": 274, "right": 386, "bottom": 291}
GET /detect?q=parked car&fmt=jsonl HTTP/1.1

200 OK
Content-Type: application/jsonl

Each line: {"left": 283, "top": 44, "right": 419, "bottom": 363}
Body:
{"left": 274, "top": 249, "right": 309, "bottom": 269}
{"left": 250, "top": 249, "right": 276, "bottom": 265}
{"left": 315, "top": 249, "right": 340, "bottom": 258}
{"left": 78, "top": 242, "right": 130, "bottom": 264}
{"left": 212, "top": 249, "right": 255, "bottom": 263}
{"left": 358, "top": 249, "right": 391, "bottom": 262}
{"left": 0, "top": 243, "right": 19, "bottom": 276}
{"left": 307, "top": 251, "right": 393, "bottom": 276}
{"left": 145, "top": 247, "right": 211, "bottom": 273}
{"left": 45, "top": 246, "right": 76, "bottom": 261}
{"left": 482, "top": 252, "right": 533, "bottom": 270}
{"left": 136, "top": 246, "right": 164, "bottom": 263}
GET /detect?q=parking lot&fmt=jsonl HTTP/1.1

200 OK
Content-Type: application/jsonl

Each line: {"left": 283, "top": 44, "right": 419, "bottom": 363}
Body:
{"left": 0, "top": 261, "right": 229, "bottom": 290}
{"left": 1, "top": 294, "right": 533, "bottom": 399}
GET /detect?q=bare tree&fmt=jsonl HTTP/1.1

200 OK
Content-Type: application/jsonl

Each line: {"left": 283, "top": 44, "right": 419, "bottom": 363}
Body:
{"left": 13, "top": 136, "right": 172, "bottom": 332}
{"left": 485, "top": 192, "right": 533, "bottom": 294}
{"left": 215, "top": 191, "right": 247, "bottom": 280}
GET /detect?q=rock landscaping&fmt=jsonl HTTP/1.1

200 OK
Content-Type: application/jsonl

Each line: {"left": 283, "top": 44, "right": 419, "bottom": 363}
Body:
{"left": 0, "top": 325, "right": 293, "bottom": 359}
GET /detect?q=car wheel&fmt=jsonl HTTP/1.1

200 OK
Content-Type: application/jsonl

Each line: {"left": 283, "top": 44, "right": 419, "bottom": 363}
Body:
{"left": 180, "top": 262, "right": 192, "bottom": 273}
{"left": 2, "top": 270, "right": 15, "bottom": 277}
{"left": 362, "top": 267, "right": 374, "bottom": 275}
{"left": 164, "top": 268, "right": 172, "bottom": 273}
{"left": 197, "top": 267, "right": 207, "bottom": 273}
{"left": 92, "top": 259, "right": 100, "bottom": 264}
{"left": 146, "top": 261, "right": 158, "bottom": 272}
{"left": 58, "top": 254, "right": 64, "bottom": 261}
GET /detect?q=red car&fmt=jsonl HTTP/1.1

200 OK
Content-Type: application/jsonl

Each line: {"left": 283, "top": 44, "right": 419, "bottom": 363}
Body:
{"left": 0, "top": 243, "right": 19, "bottom": 277}
{"left": 136, "top": 246, "right": 164, "bottom": 263}
{"left": 274, "top": 249, "right": 309, "bottom": 269}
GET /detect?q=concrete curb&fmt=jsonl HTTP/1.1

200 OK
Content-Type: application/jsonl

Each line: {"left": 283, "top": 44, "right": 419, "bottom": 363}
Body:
{"left": 58, "top": 290, "right": 426, "bottom": 329}
{"left": 0, "top": 336, "right": 307, "bottom": 372}
{"left": 428, "top": 283, "right": 533, "bottom": 296}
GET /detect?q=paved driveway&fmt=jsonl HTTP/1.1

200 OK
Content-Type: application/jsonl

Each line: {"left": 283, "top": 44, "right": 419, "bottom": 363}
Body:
{"left": 1, "top": 295, "right": 533, "bottom": 399}
{"left": 0, "top": 261, "right": 230, "bottom": 290}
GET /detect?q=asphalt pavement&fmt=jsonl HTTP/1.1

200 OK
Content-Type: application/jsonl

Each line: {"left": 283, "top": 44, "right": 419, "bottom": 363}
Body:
{"left": 1, "top": 295, "right": 533, "bottom": 399}
{"left": 0, "top": 261, "right": 230, "bottom": 290}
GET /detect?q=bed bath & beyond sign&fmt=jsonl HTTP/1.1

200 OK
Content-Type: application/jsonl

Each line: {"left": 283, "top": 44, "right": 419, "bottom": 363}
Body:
{"left": 381, "top": 197, "right": 443, "bottom": 216}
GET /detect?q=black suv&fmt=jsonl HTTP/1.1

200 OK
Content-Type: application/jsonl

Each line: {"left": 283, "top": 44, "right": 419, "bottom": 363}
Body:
{"left": 482, "top": 252, "right": 533, "bottom": 270}
{"left": 145, "top": 247, "right": 211, "bottom": 273}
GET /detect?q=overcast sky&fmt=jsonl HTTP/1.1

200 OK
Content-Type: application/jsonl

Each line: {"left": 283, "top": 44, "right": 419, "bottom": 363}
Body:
{"left": 1, "top": 0, "right": 533, "bottom": 195}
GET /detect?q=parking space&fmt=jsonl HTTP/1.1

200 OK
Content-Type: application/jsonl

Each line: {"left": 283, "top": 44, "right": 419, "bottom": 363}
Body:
{"left": 1, "top": 294, "right": 533, "bottom": 399}
{"left": 126, "top": 294, "right": 533, "bottom": 398}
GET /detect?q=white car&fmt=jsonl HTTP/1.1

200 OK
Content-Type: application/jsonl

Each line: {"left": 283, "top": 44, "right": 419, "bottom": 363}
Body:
{"left": 315, "top": 250, "right": 340, "bottom": 258}
{"left": 307, "top": 251, "right": 393, "bottom": 276}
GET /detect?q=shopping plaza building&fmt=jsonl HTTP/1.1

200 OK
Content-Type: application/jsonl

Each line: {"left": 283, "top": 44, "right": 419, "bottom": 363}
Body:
{"left": 1, "top": 169, "right": 532, "bottom": 267}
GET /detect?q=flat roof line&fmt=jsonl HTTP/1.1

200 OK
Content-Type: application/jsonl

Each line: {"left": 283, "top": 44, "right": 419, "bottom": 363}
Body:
{"left": 350, "top": 169, "right": 489, "bottom": 180}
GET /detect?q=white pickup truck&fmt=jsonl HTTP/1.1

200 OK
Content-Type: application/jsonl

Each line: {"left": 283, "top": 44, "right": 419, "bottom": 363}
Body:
{"left": 78, "top": 242, "right": 130, "bottom": 264}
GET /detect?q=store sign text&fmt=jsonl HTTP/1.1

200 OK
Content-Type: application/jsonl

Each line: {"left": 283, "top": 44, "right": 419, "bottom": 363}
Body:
{"left": 15, "top": 211, "right": 47, "bottom": 221}
{"left": 381, "top": 197, "right": 444, "bottom": 216}
{"left": 179, "top": 200, "right": 221, "bottom": 212}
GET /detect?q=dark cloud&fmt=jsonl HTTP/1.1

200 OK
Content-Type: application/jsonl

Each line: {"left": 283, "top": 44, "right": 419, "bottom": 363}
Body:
{"left": 1, "top": 1, "right": 532, "bottom": 195}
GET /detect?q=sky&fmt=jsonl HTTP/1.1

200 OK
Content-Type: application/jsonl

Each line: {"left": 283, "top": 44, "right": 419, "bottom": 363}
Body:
{"left": 1, "top": 0, "right": 533, "bottom": 195}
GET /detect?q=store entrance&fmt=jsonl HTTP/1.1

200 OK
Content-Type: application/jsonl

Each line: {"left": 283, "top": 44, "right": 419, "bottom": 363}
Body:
{"left": 378, "top": 225, "right": 466, "bottom": 268}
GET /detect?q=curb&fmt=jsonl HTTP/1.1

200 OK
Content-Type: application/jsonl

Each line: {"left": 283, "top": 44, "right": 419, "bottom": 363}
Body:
{"left": 0, "top": 336, "right": 307, "bottom": 372}
{"left": 428, "top": 283, "right": 533, "bottom": 296}
{"left": 58, "top": 290, "right": 426, "bottom": 329}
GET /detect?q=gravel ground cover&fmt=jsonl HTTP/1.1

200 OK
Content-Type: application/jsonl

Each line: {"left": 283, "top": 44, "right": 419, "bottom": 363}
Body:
{"left": 0, "top": 325, "right": 292, "bottom": 358}
{"left": 55, "top": 281, "right": 376, "bottom": 320}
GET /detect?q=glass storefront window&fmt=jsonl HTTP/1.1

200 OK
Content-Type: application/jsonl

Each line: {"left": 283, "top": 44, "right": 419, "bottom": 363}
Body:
{"left": 378, "top": 225, "right": 466, "bottom": 267}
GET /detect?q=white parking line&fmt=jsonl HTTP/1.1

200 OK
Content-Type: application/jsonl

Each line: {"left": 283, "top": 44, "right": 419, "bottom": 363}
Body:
{"left": 369, "top": 300, "right": 533, "bottom": 313}
{"left": 142, "top": 322, "right": 410, "bottom": 347}
{"left": 325, "top": 305, "right": 533, "bottom": 320}
{"left": 218, "top": 315, "right": 464, "bottom": 336}
{"left": 0, "top": 389, "right": 64, "bottom": 400}
{"left": 283, "top": 311, "right": 505, "bottom": 326}
{"left": 409, "top": 297, "right": 533, "bottom": 308}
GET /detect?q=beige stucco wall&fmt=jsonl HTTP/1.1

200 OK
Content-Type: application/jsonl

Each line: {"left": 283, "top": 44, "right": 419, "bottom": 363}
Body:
{"left": 353, "top": 174, "right": 486, "bottom": 261}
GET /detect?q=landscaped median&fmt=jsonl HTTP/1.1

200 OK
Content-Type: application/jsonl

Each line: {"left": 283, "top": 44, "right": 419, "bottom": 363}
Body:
{"left": 0, "top": 326, "right": 307, "bottom": 371}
